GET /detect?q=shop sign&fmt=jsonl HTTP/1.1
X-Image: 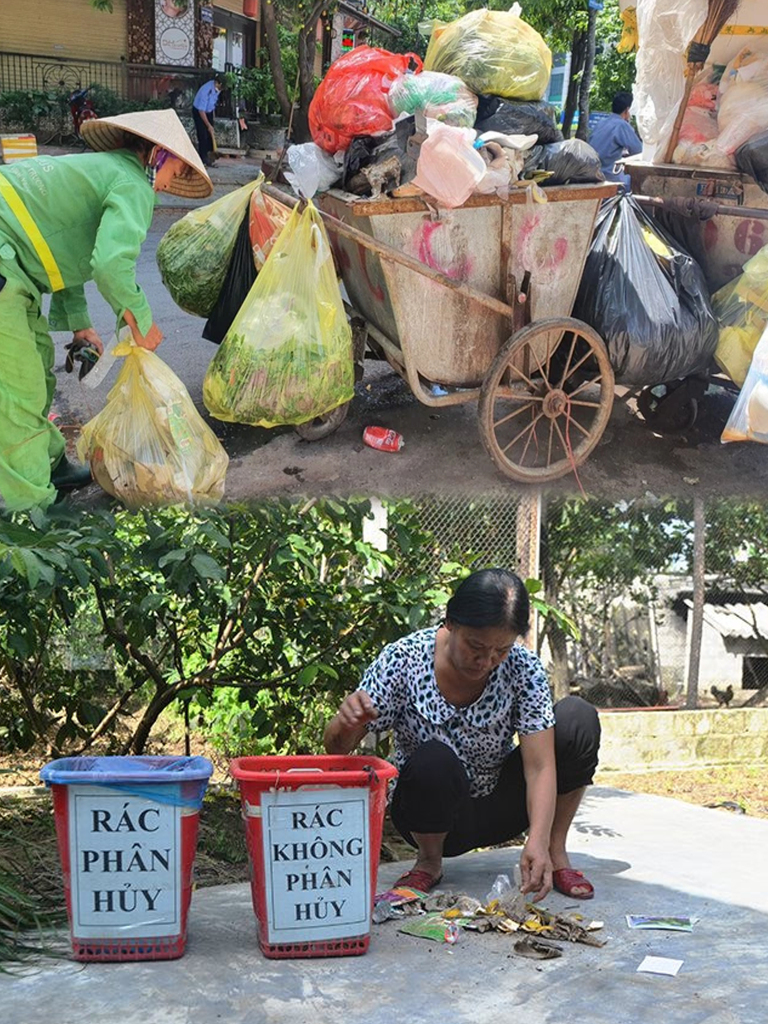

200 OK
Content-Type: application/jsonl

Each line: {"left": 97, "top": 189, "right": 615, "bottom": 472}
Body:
{"left": 155, "top": 0, "right": 196, "bottom": 66}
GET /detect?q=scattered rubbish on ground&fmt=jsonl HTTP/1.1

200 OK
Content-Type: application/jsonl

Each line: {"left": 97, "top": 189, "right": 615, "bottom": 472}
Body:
{"left": 363, "top": 426, "right": 405, "bottom": 452}
{"left": 375, "top": 873, "right": 607, "bottom": 954}
{"left": 637, "top": 955, "right": 684, "bottom": 977}
{"left": 626, "top": 916, "right": 695, "bottom": 932}
{"left": 512, "top": 936, "right": 563, "bottom": 960}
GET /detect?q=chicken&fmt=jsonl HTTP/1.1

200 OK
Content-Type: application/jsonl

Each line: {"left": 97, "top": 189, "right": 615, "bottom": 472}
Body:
{"left": 710, "top": 684, "right": 734, "bottom": 707}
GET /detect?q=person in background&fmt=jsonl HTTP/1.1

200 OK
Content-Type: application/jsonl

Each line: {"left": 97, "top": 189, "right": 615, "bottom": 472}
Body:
{"left": 589, "top": 90, "right": 643, "bottom": 189}
{"left": 0, "top": 109, "right": 212, "bottom": 511}
{"left": 193, "top": 74, "right": 224, "bottom": 167}
{"left": 324, "top": 568, "right": 601, "bottom": 901}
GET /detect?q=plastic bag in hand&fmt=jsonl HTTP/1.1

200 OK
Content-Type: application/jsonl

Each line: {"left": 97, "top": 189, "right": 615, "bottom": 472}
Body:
{"left": 722, "top": 322, "right": 768, "bottom": 444}
{"left": 203, "top": 201, "right": 354, "bottom": 428}
{"left": 424, "top": 5, "right": 551, "bottom": 102}
{"left": 77, "top": 340, "right": 228, "bottom": 507}
{"left": 412, "top": 122, "right": 487, "bottom": 208}
{"left": 713, "top": 244, "right": 768, "bottom": 387}
{"left": 573, "top": 194, "right": 719, "bottom": 386}
{"left": 388, "top": 70, "right": 478, "bottom": 128}
{"left": 156, "top": 179, "right": 259, "bottom": 318}
{"left": 284, "top": 142, "right": 342, "bottom": 198}
{"left": 309, "top": 46, "right": 423, "bottom": 153}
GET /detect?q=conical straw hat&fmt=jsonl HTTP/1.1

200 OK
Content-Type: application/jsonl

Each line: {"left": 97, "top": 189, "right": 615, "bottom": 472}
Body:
{"left": 81, "top": 109, "right": 213, "bottom": 199}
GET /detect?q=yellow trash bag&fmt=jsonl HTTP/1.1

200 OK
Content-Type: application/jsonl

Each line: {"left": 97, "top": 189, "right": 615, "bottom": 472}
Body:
{"left": 203, "top": 200, "right": 354, "bottom": 429}
{"left": 157, "top": 178, "right": 262, "bottom": 318}
{"left": 77, "top": 340, "right": 229, "bottom": 508}
{"left": 713, "top": 243, "right": 768, "bottom": 387}
{"left": 617, "top": 7, "right": 638, "bottom": 55}
{"left": 722, "top": 322, "right": 768, "bottom": 443}
{"left": 424, "top": 4, "right": 552, "bottom": 102}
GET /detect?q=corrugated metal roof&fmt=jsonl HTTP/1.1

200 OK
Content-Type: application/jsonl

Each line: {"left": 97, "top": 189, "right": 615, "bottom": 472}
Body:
{"left": 687, "top": 600, "right": 768, "bottom": 639}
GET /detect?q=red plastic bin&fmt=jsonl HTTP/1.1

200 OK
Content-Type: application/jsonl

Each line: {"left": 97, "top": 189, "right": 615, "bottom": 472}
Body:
{"left": 40, "top": 756, "right": 212, "bottom": 962}
{"left": 230, "top": 754, "right": 397, "bottom": 959}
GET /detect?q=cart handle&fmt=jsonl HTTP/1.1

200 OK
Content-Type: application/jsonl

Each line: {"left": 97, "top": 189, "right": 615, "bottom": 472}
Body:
{"left": 263, "top": 184, "right": 517, "bottom": 321}
{"left": 635, "top": 195, "right": 768, "bottom": 222}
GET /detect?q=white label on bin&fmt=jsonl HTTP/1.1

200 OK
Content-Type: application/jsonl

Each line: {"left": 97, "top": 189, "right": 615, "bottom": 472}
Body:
{"left": 67, "top": 784, "right": 182, "bottom": 939}
{"left": 261, "top": 787, "right": 370, "bottom": 943}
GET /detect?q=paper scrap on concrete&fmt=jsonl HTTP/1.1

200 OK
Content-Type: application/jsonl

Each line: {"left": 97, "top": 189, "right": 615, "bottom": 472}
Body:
{"left": 637, "top": 956, "right": 684, "bottom": 976}
{"left": 626, "top": 915, "right": 694, "bottom": 931}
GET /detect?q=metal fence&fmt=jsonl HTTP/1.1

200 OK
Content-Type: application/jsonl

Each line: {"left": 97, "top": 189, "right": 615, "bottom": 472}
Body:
{"left": 0, "top": 51, "right": 213, "bottom": 112}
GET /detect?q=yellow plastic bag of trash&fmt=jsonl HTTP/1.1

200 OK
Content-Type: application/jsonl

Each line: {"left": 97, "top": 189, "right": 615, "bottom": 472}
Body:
{"left": 77, "top": 340, "right": 229, "bottom": 508}
{"left": 424, "top": 4, "right": 552, "bottom": 102}
{"left": 713, "top": 243, "right": 768, "bottom": 386}
{"left": 157, "top": 178, "right": 262, "bottom": 318}
{"left": 203, "top": 200, "right": 354, "bottom": 429}
{"left": 722, "top": 322, "right": 768, "bottom": 443}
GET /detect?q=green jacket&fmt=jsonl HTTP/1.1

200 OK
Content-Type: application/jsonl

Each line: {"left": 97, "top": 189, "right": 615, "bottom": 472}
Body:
{"left": 0, "top": 149, "right": 155, "bottom": 334}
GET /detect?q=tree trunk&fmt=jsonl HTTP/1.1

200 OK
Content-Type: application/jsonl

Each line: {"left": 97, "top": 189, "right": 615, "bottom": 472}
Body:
{"left": 293, "top": 12, "right": 322, "bottom": 143}
{"left": 685, "top": 495, "right": 706, "bottom": 710}
{"left": 539, "top": 511, "right": 571, "bottom": 702}
{"left": 261, "top": 0, "right": 293, "bottom": 123}
{"left": 576, "top": 7, "right": 597, "bottom": 142}
{"left": 562, "top": 28, "right": 586, "bottom": 139}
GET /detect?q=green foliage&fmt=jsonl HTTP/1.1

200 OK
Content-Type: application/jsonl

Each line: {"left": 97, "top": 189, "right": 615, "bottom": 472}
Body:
{"left": 0, "top": 500, "right": 462, "bottom": 758}
{"left": 370, "top": 0, "right": 465, "bottom": 58}
{"left": 0, "top": 90, "right": 69, "bottom": 132}
{"left": 227, "top": 24, "right": 300, "bottom": 114}
{"left": 591, "top": 0, "right": 636, "bottom": 113}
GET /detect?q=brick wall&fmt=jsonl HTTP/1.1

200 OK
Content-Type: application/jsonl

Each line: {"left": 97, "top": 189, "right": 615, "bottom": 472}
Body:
{"left": 597, "top": 707, "right": 768, "bottom": 772}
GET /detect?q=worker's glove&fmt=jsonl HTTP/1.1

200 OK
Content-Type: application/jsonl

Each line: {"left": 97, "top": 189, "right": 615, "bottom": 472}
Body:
{"left": 64, "top": 338, "right": 100, "bottom": 381}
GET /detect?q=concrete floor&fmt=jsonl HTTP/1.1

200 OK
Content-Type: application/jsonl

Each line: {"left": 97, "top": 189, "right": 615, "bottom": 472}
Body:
{"left": 3, "top": 786, "right": 767, "bottom": 1024}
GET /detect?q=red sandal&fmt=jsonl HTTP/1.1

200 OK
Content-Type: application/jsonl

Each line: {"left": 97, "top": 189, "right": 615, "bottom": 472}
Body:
{"left": 394, "top": 869, "right": 443, "bottom": 893}
{"left": 552, "top": 868, "right": 594, "bottom": 900}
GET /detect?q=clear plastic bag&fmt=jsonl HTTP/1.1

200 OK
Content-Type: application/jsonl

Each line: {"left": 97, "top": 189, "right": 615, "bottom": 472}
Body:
{"left": 713, "top": 244, "right": 768, "bottom": 387}
{"left": 203, "top": 201, "right": 354, "bottom": 428}
{"left": 388, "top": 71, "right": 478, "bottom": 128}
{"left": 249, "top": 188, "right": 291, "bottom": 270}
{"left": 77, "top": 340, "right": 229, "bottom": 507}
{"left": 284, "top": 142, "right": 342, "bottom": 199}
{"left": 424, "top": 4, "right": 552, "bottom": 102}
{"left": 722, "top": 322, "right": 768, "bottom": 443}
{"left": 156, "top": 179, "right": 260, "bottom": 317}
{"left": 412, "top": 121, "right": 487, "bottom": 208}
{"left": 309, "top": 46, "right": 423, "bottom": 153}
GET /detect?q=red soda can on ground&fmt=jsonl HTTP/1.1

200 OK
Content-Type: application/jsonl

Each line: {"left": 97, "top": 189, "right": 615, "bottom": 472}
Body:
{"left": 363, "top": 425, "right": 405, "bottom": 452}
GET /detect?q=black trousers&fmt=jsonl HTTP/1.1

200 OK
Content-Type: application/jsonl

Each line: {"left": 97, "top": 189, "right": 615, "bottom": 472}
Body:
{"left": 193, "top": 107, "right": 215, "bottom": 164}
{"left": 390, "top": 696, "right": 601, "bottom": 857}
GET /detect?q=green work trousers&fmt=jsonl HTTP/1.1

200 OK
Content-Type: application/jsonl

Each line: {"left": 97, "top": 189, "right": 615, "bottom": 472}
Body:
{"left": 0, "top": 273, "right": 65, "bottom": 510}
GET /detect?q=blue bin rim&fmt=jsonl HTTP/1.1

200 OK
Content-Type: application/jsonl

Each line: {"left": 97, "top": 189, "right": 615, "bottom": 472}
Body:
{"left": 39, "top": 755, "right": 213, "bottom": 785}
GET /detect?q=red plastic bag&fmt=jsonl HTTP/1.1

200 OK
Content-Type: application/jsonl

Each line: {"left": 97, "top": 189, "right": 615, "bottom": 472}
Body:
{"left": 309, "top": 46, "right": 423, "bottom": 153}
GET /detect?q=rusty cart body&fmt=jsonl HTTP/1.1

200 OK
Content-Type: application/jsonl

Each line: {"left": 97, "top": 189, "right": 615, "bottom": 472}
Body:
{"left": 267, "top": 182, "right": 618, "bottom": 483}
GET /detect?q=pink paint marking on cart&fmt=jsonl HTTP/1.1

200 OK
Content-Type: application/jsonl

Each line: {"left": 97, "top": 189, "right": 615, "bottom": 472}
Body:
{"left": 415, "top": 221, "right": 473, "bottom": 281}
{"left": 519, "top": 214, "right": 569, "bottom": 273}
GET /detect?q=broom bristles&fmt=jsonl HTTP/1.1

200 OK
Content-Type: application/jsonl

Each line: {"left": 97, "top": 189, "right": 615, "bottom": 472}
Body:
{"left": 693, "top": 0, "right": 741, "bottom": 47}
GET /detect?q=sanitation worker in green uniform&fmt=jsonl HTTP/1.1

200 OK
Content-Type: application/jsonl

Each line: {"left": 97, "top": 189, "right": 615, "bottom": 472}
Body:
{"left": 0, "top": 109, "right": 212, "bottom": 511}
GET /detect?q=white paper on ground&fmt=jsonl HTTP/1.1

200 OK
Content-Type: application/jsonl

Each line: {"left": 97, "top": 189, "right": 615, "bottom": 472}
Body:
{"left": 637, "top": 955, "right": 684, "bottom": 976}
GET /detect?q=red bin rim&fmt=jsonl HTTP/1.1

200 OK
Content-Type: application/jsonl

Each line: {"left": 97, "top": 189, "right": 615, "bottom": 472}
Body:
{"left": 229, "top": 754, "right": 397, "bottom": 787}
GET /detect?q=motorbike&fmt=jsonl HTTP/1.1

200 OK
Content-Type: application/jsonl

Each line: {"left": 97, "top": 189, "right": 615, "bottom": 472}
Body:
{"left": 69, "top": 88, "right": 98, "bottom": 139}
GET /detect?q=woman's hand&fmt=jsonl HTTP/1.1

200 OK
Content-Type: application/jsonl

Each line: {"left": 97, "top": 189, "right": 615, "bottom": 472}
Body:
{"left": 519, "top": 839, "right": 553, "bottom": 903}
{"left": 72, "top": 328, "right": 104, "bottom": 356}
{"left": 324, "top": 691, "right": 378, "bottom": 755}
{"left": 124, "top": 309, "right": 163, "bottom": 351}
{"left": 337, "top": 691, "right": 378, "bottom": 730}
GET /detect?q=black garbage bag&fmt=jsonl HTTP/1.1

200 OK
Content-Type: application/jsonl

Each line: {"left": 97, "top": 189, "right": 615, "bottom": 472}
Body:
{"left": 572, "top": 194, "right": 719, "bottom": 386}
{"left": 202, "top": 207, "right": 256, "bottom": 345}
{"left": 342, "top": 117, "right": 417, "bottom": 196}
{"left": 475, "top": 99, "right": 563, "bottom": 145}
{"left": 735, "top": 129, "right": 768, "bottom": 193}
{"left": 541, "top": 139, "right": 604, "bottom": 184}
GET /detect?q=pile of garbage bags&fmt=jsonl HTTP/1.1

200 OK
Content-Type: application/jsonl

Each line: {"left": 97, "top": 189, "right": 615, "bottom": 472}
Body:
{"left": 291, "top": 4, "right": 602, "bottom": 206}
{"left": 672, "top": 47, "right": 768, "bottom": 170}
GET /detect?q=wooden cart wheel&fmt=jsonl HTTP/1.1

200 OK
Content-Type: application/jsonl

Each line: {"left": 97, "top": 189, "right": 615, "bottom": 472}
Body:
{"left": 294, "top": 401, "right": 351, "bottom": 441}
{"left": 478, "top": 318, "right": 615, "bottom": 483}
